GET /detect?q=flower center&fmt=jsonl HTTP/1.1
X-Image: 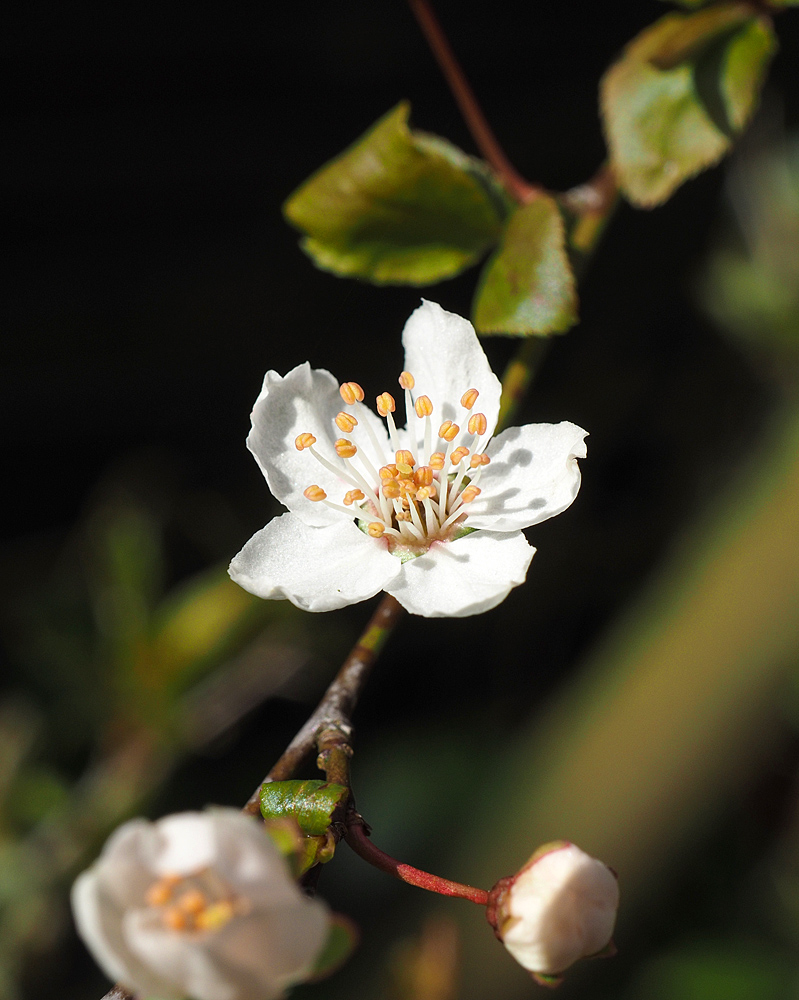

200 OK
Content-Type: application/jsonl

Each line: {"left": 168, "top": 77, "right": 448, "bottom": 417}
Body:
{"left": 295, "top": 371, "right": 491, "bottom": 555}
{"left": 144, "top": 869, "right": 250, "bottom": 935}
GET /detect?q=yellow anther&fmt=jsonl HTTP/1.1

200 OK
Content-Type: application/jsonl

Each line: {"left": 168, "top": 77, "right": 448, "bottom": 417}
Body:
{"left": 340, "top": 381, "right": 365, "bottom": 405}
{"left": 396, "top": 510, "right": 411, "bottom": 521}
{"left": 460, "top": 485, "right": 482, "bottom": 504}
{"left": 398, "top": 371, "right": 415, "bottom": 390}
{"left": 438, "top": 420, "right": 459, "bottom": 442}
{"left": 295, "top": 432, "right": 317, "bottom": 451}
{"left": 334, "top": 438, "right": 357, "bottom": 459}
{"left": 414, "top": 395, "right": 433, "bottom": 417}
{"left": 145, "top": 877, "right": 178, "bottom": 908}
{"left": 177, "top": 890, "right": 207, "bottom": 915}
{"left": 413, "top": 466, "right": 433, "bottom": 487}
{"left": 376, "top": 392, "right": 396, "bottom": 417}
{"left": 379, "top": 464, "right": 399, "bottom": 480}
{"left": 195, "top": 901, "right": 235, "bottom": 932}
{"left": 382, "top": 480, "right": 401, "bottom": 499}
{"left": 461, "top": 388, "right": 479, "bottom": 410}
{"left": 470, "top": 452, "right": 491, "bottom": 468}
{"left": 343, "top": 489, "right": 365, "bottom": 506}
{"left": 395, "top": 449, "right": 415, "bottom": 471}
{"left": 304, "top": 485, "right": 327, "bottom": 502}
{"left": 429, "top": 452, "right": 445, "bottom": 470}
{"left": 163, "top": 906, "right": 189, "bottom": 932}
{"left": 450, "top": 446, "right": 470, "bottom": 465}
{"left": 335, "top": 411, "right": 358, "bottom": 432}
{"left": 468, "top": 412, "right": 487, "bottom": 436}
{"left": 416, "top": 485, "right": 436, "bottom": 501}
{"left": 368, "top": 522, "right": 385, "bottom": 538}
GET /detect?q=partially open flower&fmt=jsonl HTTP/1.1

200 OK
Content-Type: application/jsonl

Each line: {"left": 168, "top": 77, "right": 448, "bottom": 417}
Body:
{"left": 71, "top": 809, "right": 330, "bottom": 1000}
{"left": 488, "top": 841, "right": 619, "bottom": 987}
{"left": 229, "top": 300, "right": 587, "bottom": 617}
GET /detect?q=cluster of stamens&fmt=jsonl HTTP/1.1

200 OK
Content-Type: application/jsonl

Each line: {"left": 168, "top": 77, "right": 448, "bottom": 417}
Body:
{"left": 144, "top": 870, "right": 247, "bottom": 934}
{"left": 296, "top": 370, "right": 491, "bottom": 551}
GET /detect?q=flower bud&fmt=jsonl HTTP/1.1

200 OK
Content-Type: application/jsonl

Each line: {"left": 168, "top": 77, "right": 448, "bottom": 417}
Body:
{"left": 488, "top": 842, "right": 618, "bottom": 986}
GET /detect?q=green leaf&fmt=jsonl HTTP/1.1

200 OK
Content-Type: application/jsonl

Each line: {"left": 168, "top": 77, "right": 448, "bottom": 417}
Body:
{"left": 284, "top": 102, "right": 506, "bottom": 285}
{"left": 259, "top": 779, "right": 348, "bottom": 836}
{"left": 472, "top": 196, "right": 577, "bottom": 336}
{"left": 308, "top": 914, "right": 359, "bottom": 981}
{"left": 601, "top": 5, "right": 776, "bottom": 206}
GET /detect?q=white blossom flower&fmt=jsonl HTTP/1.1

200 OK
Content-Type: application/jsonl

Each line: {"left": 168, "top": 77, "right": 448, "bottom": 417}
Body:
{"left": 229, "top": 301, "right": 587, "bottom": 617}
{"left": 492, "top": 841, "right": 619, "bottom": 985}
{"left": 71, "top": 809, "right": 330, "bottom": 1000}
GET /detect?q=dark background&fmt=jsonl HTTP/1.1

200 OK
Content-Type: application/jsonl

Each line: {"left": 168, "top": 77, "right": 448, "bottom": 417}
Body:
{"left": 5, "top": 2, "right": 799, "bottom": 998}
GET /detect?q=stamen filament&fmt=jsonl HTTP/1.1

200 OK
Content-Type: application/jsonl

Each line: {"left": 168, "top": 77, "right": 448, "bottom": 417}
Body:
{"left": 386, "top": 410, "right": 401, "bottom": 452}
{"left": 307, "top": 445, "right": 363, "bottom": 492}
{"left": 422, "top": 496, "right": 439, "bottom": 535}
{"left": 407, "top": 496, "right": 426, "bottom": 536}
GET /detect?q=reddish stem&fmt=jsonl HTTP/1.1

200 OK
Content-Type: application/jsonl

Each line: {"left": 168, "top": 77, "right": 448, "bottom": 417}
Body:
{"left": 346, "top": 815, "right": 489, "bottom": 906}
{"left": 407, "top": 0, "right": 542, "bottom": 205}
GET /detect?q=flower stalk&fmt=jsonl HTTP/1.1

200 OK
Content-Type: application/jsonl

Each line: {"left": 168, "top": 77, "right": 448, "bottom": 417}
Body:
{"left": 345, "top": 814, "right": 489, "bottom": 906}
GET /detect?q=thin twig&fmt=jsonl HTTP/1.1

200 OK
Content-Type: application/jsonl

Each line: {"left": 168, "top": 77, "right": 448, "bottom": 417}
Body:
{"left": 243, "top": 594, "right": 405, "bottom": 814}
{"left": 406, "top": 0, "right": 542, "bottom": 205}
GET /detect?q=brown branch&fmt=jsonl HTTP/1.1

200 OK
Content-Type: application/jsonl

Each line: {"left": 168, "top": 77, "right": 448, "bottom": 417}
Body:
{"left": 243, "top": 593, "right": 405, "bottom": 815}
{"left": 406, "top": 0, "right": 542, "bottom": 205}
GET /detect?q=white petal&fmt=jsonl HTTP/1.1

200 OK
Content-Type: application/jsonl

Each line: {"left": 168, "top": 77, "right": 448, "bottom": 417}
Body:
{"left": 92, "top": 819, "right": 160, "bottom": 910}
{"left": 124, "top": 911, "right": 244, "bottom": 1000}
{"left": 71, "top": 869, "right": 183, "bottom": 1000}
{"left": 401, "top": 301, "right": 502, "bottom": 437}
{"left": 208, "top": 905, "right": 330, "bottom": 996}
{"left": 207, "top": 810, "right": 301, "bottom": 907}
{"left": 465, "top": 421, "right": 588, "bottom": 533}
{"left": 149, "top": 812, "right": 219, "bottom": 875}
{"left": 386, "top": 530, "right": 534, "bottom": 617}
{"left": 503, "top": 845, "right": 619, "bottom": 975}
{"left": 247, "top": 363, "right": 390, "bottom": 528}
{"left": 229, "top": 513, "right": 402, "bottom": 612}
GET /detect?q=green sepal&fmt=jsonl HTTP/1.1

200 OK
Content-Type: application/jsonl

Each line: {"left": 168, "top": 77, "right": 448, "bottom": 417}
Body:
{"left": 307, "top": 914, "right": 359, "bottom": 981}
{"left": 601, "top": 4, "right": 776, "bottom": 207}
{"left": 284, "top": 102, "right": 506, "bottom": 285}
{"left": 264, "top": 817, "right": 337, "bottom": 877}
{"left": 531, "top": 972, "right": 564, "bottom": 989}
{"left": 473, "top": 195, "right": 578, "bottom": 336}
{"left": 260, "top": 780, "right": 348, "bottom": 836}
